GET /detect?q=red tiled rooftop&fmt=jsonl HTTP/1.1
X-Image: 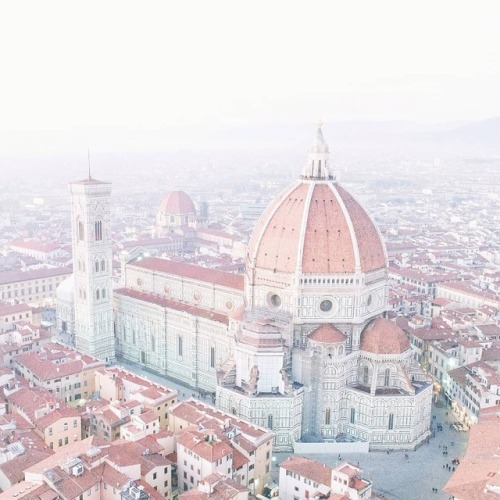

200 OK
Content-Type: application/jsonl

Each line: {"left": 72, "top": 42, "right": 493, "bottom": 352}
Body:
{"left": 308, "top": 324, "right": 347, "bottom": 344}
{"left": 178, "top": 430, "right": 233, "bottom": 462}
{"left": 129, "top": 256, "right": 244, "bottom": 290}
{"left": 159, "top": 190, "right": 196, "bottom": 215}
{"left": 0, "top": 303, "right": 31, "bottom": 315}
{"left": 280, "top": 455, "right": 332, "bottom": 487}
{"left": 0, "top": 266, "right": 72, "bottom": 286}
{"left": 360, "top": 318, "right": 411, "bottom": 355}
{"left": 171, "top": 399, "right": 271, "bottom": 440}
{"left": 10, "top": 240, "right": 61, "bottom": 253}
{"left": 115, "top": 288, "right": 230, "bottom": 325}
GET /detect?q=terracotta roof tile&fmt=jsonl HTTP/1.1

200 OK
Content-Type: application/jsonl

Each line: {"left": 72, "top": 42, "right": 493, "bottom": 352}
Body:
{"left": 280, "top": 455, "right": 332, "bottom": 487}
{"left": 308, "top": 324, "right": 347, "bottom": 344}
{"left": 115, "top": 287, "right": 230, "bottom": 325}
{"left": 159, "top": 190, "right": 196, "bottom": 215}
{"left": 360, "top": 318, "right": 411, "bottom": 355}
{"left": 130, "top": 257, "right": 244, "bottom": 290}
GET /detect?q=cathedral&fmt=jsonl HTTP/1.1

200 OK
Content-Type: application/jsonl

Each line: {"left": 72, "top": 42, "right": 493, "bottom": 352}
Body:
{"left": 59, "top": 124, "right": 432, "bottom": 452}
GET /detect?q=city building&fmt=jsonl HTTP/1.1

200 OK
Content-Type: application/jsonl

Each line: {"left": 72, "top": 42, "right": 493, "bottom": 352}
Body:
{"left": 179, "top": 472, "right": 249, "bottom": 500}
{"left": 94, "top": 367, "right": 178, "bottom": 429}
{"left": 0, "top": 435, "right": 173, "bottom": 499}
{"left": 0, "top": 266, "right": 72, "bottom": 307}
{"left": 279, "top": 455, "right": 374, "bottom": 500}
{"left": 217, "top": 124, "right": 432, "bottom": 451}
{"left": 169, "top": 398, "right": 274, "bottom": 496}
{"left": 9, "top": 240, "right": 67, "bottom": 263}
{"left": 0, "top": 302, "right": 32, "bottom": 333}
{"left": 13, "top": 343, "right": 106, "bottom": 403}
{"left": 6, "top": 385, "right": 81, "bottom": 451}
{"left": 59, "top": 126, "right": 433, "bottom": 452}
{"left": 70, "top": 175, "right": 115, "bottom": 362}
{"left": 0, "top": 321, "right": 52, "bottom": 366}
{"left": 113, "top": 260, "right": 245, "bottom": 392}
{"left": 444, "top": 405, "right": 500, "bottom": 499}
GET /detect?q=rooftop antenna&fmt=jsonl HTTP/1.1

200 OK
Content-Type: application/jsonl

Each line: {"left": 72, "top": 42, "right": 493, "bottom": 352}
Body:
{"left": 87, "top": 149, "right": 92, "bottom": 179}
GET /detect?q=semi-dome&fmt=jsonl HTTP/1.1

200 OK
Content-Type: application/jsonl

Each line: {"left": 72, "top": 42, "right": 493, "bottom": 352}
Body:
{"left": 360, "top": 317, "right": 410, "bottom": 355}
{"left": 159, "top": 190, "right": 196, "bottom": 215}
{"left": 56, "top": 275, "right": 74, "bottom": 302}
{"left": 308, "top": 324, "right": 347, "bottom": 343}
{"left": 247, "top": 124, "right": 386, "bottom": 275}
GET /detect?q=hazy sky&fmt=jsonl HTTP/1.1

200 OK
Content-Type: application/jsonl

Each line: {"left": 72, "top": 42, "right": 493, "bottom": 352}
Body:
{"left": 1, "top": 1, "right": 499, "bottom": 148}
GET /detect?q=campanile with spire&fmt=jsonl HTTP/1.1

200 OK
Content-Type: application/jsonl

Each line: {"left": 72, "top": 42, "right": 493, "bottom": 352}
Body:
{"left": 70, "top": 175, "right": 115, "bottom": 362}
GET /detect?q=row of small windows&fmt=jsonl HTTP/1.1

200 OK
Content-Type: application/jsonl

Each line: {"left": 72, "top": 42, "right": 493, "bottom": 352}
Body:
{"left": 300, "top": 277, "right": 359, "bottom": 285}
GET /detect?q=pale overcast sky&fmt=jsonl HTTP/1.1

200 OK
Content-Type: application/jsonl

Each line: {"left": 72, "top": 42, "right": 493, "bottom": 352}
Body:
{"left": 0, "top": 0, "right": 499, "bottom": 135}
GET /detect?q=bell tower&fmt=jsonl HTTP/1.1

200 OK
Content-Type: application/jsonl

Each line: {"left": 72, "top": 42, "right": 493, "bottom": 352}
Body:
{"left": 70, "top": 176, "right": 115, "bottom": 362}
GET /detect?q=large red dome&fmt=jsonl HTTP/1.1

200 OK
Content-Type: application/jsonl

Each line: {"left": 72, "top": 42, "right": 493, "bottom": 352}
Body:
{"left": 159, "top": 191, "right": 196, "bottom": 215}
{"left": 247, "top": 180, "right": 386, "bottom": 275}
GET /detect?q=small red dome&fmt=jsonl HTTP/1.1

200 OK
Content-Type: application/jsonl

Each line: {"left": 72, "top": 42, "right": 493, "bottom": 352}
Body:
{"left": 360, "top": 318, "right": 410, "bottom": 355}
{"left": 159, "top": 191, "right": 195, "bottom": 215}
{"left": 308, "top": 324, "right": 347, "bottom": 343}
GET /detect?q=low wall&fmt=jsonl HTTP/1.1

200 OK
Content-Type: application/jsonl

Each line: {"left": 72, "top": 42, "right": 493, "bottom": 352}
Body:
{"left": 292, "top": 440, "right": 369, "bottom": 454}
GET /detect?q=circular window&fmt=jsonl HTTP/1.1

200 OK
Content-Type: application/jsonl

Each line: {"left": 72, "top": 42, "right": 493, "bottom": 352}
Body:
{"left": 320, "top": 299, "right": 333, "bottom": 312}
{"left": 136, "top": 278, "right": 143, "bottom": 287}
{"left": 193, "top": 292, "right": 202, "bottom": 302}
{"left": 225, "top": 300, "right": 234, "bottom": 310}
{"left": 164, "top": 285, "right": 171, "bottom": 295}
{"left": 269, "top": 294, "right": 281, "bottom": 308}
{"left": 366, "top": 293, "right": 376, "bottom": 312}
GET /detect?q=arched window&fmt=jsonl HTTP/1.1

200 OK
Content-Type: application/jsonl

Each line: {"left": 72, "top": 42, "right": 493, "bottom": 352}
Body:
{"left": 102, "top": 288, "right": 106, "bottom": 299}
{"left": 101, "top": 259, "right": 105, "bottom": 272}
{"left": 96, "top": 289, "right": 100, "bottom": 300}
{"left": 384, "top": 368, "right": 390, "bottom": 386}
{"left": 363, "top": 366, "right": 369, "bottom": 385}
{"left": 95, "top": 221, "right": 103, "bottom": 241}
{"left": 350, "top": 408, "right": 355, "bottom": 424}
{"left": 267, "top": 415, "right": 273, "bottom": 430}
{"left": 388, "top": 413, "right": 394, "bottom": 430}
{"left": 95, "top": 261, "right": 99, "bottom": 273}
{"left": 325, "top": 408, "right": 331, "bottom": 425}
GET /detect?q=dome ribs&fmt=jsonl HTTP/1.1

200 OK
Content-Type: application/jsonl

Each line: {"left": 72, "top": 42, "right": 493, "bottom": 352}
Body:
{"left": 302, "top": 184, "right": 355, "bottom": 273}
{"left": 336, "top": 185, "right": 386, "bottom": 273}
{"left": 253, "top": 183, "right": 308, "bottom": 273}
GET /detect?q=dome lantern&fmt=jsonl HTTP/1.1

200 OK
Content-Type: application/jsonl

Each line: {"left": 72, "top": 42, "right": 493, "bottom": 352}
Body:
{"left": 301, "top": 120, "right": 335, "bottom": 181}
